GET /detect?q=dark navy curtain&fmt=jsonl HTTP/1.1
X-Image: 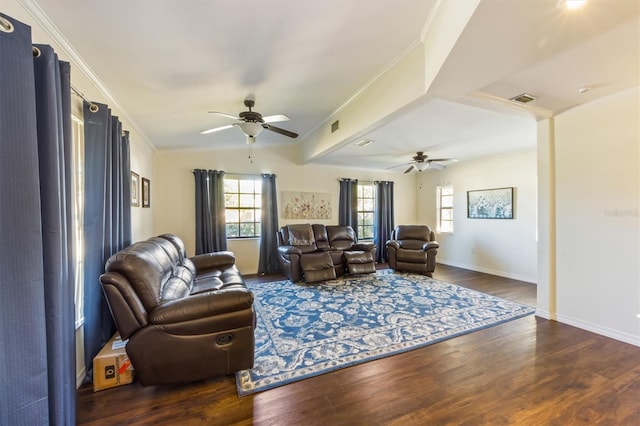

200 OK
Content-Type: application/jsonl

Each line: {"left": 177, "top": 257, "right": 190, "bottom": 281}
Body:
{"left": 374, "top": 181, "right": 395, "bottom": 263}
{"left": 339, "top": 178, "right": 358, "bottom": 236}
{"left": 0, "top": 14, "right": 76, "bottom": 425}
{"left": 258, "top": 173, "right": 280, "bottom": 274}
{"left": 193, "top": 169, "right": 227, "bottom": 254}
{"left": 83, "top": 100, "right": 131, "bottom": 380}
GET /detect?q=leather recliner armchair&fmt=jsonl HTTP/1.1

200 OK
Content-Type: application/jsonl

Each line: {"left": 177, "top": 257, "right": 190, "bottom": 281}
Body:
{"left": 99, "top": 234, "right": 255, "bottom": 386}
{"left": 386, "top": 225, "right": 439, "bottom": 276}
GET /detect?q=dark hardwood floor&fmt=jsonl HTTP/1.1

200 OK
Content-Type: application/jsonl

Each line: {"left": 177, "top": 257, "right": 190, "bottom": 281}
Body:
{"left": 76, "top": 265, "right": 640, "bottom": 425}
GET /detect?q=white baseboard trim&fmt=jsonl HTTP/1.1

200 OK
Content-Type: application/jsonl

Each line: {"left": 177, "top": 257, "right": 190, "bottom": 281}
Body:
{"left": 555, "top": 313, "right": 640, "bottom": 347}
{"left": 437, "top": 260, "right": 537, "bottom": 284}
{"left": 76, "top": 366, "right": 86, "bottom": 390}
{"left": 534, "top": 309, "right": 639, "bottom": 347}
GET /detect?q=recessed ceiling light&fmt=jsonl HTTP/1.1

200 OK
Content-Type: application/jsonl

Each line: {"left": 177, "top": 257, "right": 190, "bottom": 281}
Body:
{"left": 578, "top": 86, "right": 592, "bottom": 94}
{"left": 356, "top": 139, "right": 373, "bottom": 147}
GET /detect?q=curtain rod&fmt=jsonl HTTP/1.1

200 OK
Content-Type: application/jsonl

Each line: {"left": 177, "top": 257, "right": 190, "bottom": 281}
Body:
{"left": 70, "top": 85, "right": 99, "bottom": 113}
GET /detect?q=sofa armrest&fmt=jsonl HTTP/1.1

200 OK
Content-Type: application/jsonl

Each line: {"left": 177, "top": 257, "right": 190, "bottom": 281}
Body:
{"left": 190, "top": 251, "right": 236, "bottom": 274}
{"left": 149, "top": 288, "right": 254, "bottom": 324}
{"left": 386, "top": 240, "right": 400, "bottom": 250}
{"left": 423, "top": 241, "right": 439, "bottom": 251}
{"left": 278, "top": 245, "right": 303, "bottom": 257}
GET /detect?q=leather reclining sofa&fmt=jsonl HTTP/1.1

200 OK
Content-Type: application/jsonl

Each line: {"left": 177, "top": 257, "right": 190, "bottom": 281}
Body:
{"left": 99, "top": 234, "right": 255, "bottom": 386}
{"left": 276, "top": 224, "right": 377, "bottom": 283}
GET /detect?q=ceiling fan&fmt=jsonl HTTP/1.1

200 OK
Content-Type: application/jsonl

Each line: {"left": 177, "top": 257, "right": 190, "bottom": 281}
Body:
{"left": 388, "top": 151, "right": 457, "bottom": 173}
{"left": 200, "top": 96, "right": 298, "bottom": 143}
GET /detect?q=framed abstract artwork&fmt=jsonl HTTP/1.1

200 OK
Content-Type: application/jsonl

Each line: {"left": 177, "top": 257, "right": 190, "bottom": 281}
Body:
{"left": 282, "top": 191, "right": 331, "bottom": 219}
{"left": 142, "top": 177, "right": 150, "bottom": 208}
{"left": 131, "top": 172, "right": 140, "bottom": 207}
{"left": 467, "top": 187, "right": 514, "bottom": 219}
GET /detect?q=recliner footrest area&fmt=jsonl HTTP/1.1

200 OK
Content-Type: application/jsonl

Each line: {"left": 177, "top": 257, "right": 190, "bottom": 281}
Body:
{"left": 344, "top": 251, "right": 375, "bottom": 275}
{"left": 300, "top": 252, "right": 336, "bottom": 283}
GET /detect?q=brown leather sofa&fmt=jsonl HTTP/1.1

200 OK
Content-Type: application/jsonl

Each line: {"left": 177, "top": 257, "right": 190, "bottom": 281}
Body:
{"left": 386, "top": 225, "right": 439, "bottom": 276}
{"left": 99, "top": 234, "right": 255, "bottom": 386}
{"left": 276, "top": 224, "right": 377, "bottom": 282}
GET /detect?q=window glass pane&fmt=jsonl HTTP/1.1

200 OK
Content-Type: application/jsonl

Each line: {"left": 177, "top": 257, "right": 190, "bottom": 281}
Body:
{"left": 362, "top": 198, "right": 374, "bottom": 211}
{"left": 239, "top": 208, "right": 255, "bottom": 222}
{"left": 437, "top": 184, "right": 454, "bottom": 234}
{"left": 441, "top": 186, "right": 453, "bottom": 196}
{"left": 239, "top": 194, "right": 254, "bottom": 207}
{"left": 362, "top": 212, "right": 374, "bottom": 225}
{"left": 226, "top": 223, "right": 239, "bottom": 238}
{"left": 440, "top": 222, "right": 453, "bottom": 233}
{"left": 239, "top": 179, "right": 255, "bottom": 193}
{"left": 224, "top": 176, "right": 261, "bottom": 238}
{"left": 240, "top": 223, "right": 255, "bottom": 237}
{"left": 225, "top": 193, "right": 239, "bottom": 207}
{"left": 224, "top": 179, "right": 238, "bottom": 193}
{"left": 362, "top": 185, "right": 373, "bottom": 198}
{"left": 362, "top": 226, "right": 374, "bottom": 239}
{"left": 225, "top": 209, "right": 239, "bottom": 223}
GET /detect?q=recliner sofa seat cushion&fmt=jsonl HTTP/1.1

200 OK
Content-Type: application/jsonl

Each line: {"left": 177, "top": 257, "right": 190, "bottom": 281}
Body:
{"left": 397, "top": 250, "right": 427, "bottom": 263}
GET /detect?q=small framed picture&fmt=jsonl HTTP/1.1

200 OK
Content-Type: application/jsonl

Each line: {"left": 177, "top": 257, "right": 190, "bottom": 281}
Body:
{"left": 142, "top": 177, "right": 150, "bottom": 208}
{"left": 131, "top": 172, "right": 140, "bottom": 207}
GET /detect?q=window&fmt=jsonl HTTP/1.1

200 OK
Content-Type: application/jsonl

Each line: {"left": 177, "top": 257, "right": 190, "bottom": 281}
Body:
{"left": 437, "top": 184, "right": 454, "bottom": 234}
{"left": 71, "top": 114, "right": 84, "bottom": 328}
{"left": 357, "top": 182, "right": 375, "bottom": 240}
{"left": 224, "top": 176, "right": 261, "bottom": 238}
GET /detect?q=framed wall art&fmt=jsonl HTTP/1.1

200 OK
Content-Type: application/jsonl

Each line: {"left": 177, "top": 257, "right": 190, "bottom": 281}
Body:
{"left": 131, "top": 171, "right": 140, "bottom": 207}
{"left": 142, "top": 177, "right": 150, "bottom": 208}
{"left": 467, "top": 187, "right": 514, "bottom": 219}
{"left": 282, "top": 191, "right": 332, "bottom": 219}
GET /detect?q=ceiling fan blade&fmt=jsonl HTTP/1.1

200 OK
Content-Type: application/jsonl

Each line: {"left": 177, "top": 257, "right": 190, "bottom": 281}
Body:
{"left": 428, "top": 158, "right": 457, "bottom": 163}
{"left": 208, "top": 111, "right": 240, "bottom": 120}
{"left": 262, "top": 124, "right": 298, "bottom": 138}
{"left": 200, "top": 124, "right": 235, "bottom": 135}
{"left": 404, "top": 165, "right": 416, "bottom": 174}
{"left": 263, "top": 114, "right": 290, "bottom": 123}
{"left": 427, "top": 162, "right": 446, "bottom": 170}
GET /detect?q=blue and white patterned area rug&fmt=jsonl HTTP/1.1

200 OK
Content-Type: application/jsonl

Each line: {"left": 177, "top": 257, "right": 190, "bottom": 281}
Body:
{"left": 236, "top": 269, "right": 534, "bottom": 396}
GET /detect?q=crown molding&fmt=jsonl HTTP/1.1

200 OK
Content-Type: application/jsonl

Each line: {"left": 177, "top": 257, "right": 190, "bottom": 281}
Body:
{"left": 17, "top": 0, "right": 155, "bottom": 151}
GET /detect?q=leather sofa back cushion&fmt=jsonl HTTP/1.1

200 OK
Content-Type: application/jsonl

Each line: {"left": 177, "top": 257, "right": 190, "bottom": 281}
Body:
{"left": 327, "top": 226, "right": 356, "bottom": 250}
{"left": 287, "top": 224, "right": 317, "bottom": 252}
{"left": 398, "top": 240, "right": 425, "bottom": 250}
{"left": 105, "top": 237, "right": 193, "bottom": 311}
{"left": 394, "top": 225, "right": 432, "bottom": 241}
{"left": 312, "top": 224, "right": 330, "bottom": 250}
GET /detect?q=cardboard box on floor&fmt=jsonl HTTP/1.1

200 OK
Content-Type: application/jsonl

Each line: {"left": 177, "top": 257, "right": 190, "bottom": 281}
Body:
{"left": 93, "top": 333, "right": 134, "bottom": 392}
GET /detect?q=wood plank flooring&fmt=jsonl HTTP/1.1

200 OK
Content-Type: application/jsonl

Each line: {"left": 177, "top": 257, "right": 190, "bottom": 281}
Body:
{"left": 76, "top": 265, "right": 640, "bottom": 425}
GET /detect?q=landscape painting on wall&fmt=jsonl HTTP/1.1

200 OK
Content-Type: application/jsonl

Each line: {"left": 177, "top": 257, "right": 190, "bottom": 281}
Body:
{"left": 282, "top": 191, "right": 332, "bottom": 219}
{"left": 467, "top": 187, "right": 514, "bottom": 219}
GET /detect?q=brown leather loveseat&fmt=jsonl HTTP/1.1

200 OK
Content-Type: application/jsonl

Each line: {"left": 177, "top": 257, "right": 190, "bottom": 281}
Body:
{"left": 99, "top": 234, "right": 255, "bottom": 386}
{"left": 276, "top": 224, "right": 377, "bottom": 282}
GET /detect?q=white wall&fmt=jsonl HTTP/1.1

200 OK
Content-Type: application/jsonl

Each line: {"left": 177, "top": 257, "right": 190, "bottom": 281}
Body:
{"left": 416, "top": 148, "right": 538, "bottom": 283}
{"left": 539, "top": 89, "right": 640, "bottom": 345}
{"left": 154, "top": 144, "right": 416, "bottom": 274}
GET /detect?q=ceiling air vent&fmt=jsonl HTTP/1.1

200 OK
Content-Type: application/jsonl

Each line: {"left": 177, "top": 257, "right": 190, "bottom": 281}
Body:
{"left": 510, "top": 93, "right": 536, "bottom": 104}
{"left": 331, "top": 120, "right": 339, "bottom": 133}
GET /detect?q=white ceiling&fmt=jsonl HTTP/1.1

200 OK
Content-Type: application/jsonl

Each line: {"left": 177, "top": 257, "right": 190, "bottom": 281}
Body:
{"left": 18, "top": 0, "right": 640, "bottom": 172}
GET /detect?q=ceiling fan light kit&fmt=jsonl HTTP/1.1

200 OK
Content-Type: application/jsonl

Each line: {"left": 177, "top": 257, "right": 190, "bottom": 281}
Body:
{"left": 201, "top": 97, "right": 298, "bottom": 142}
